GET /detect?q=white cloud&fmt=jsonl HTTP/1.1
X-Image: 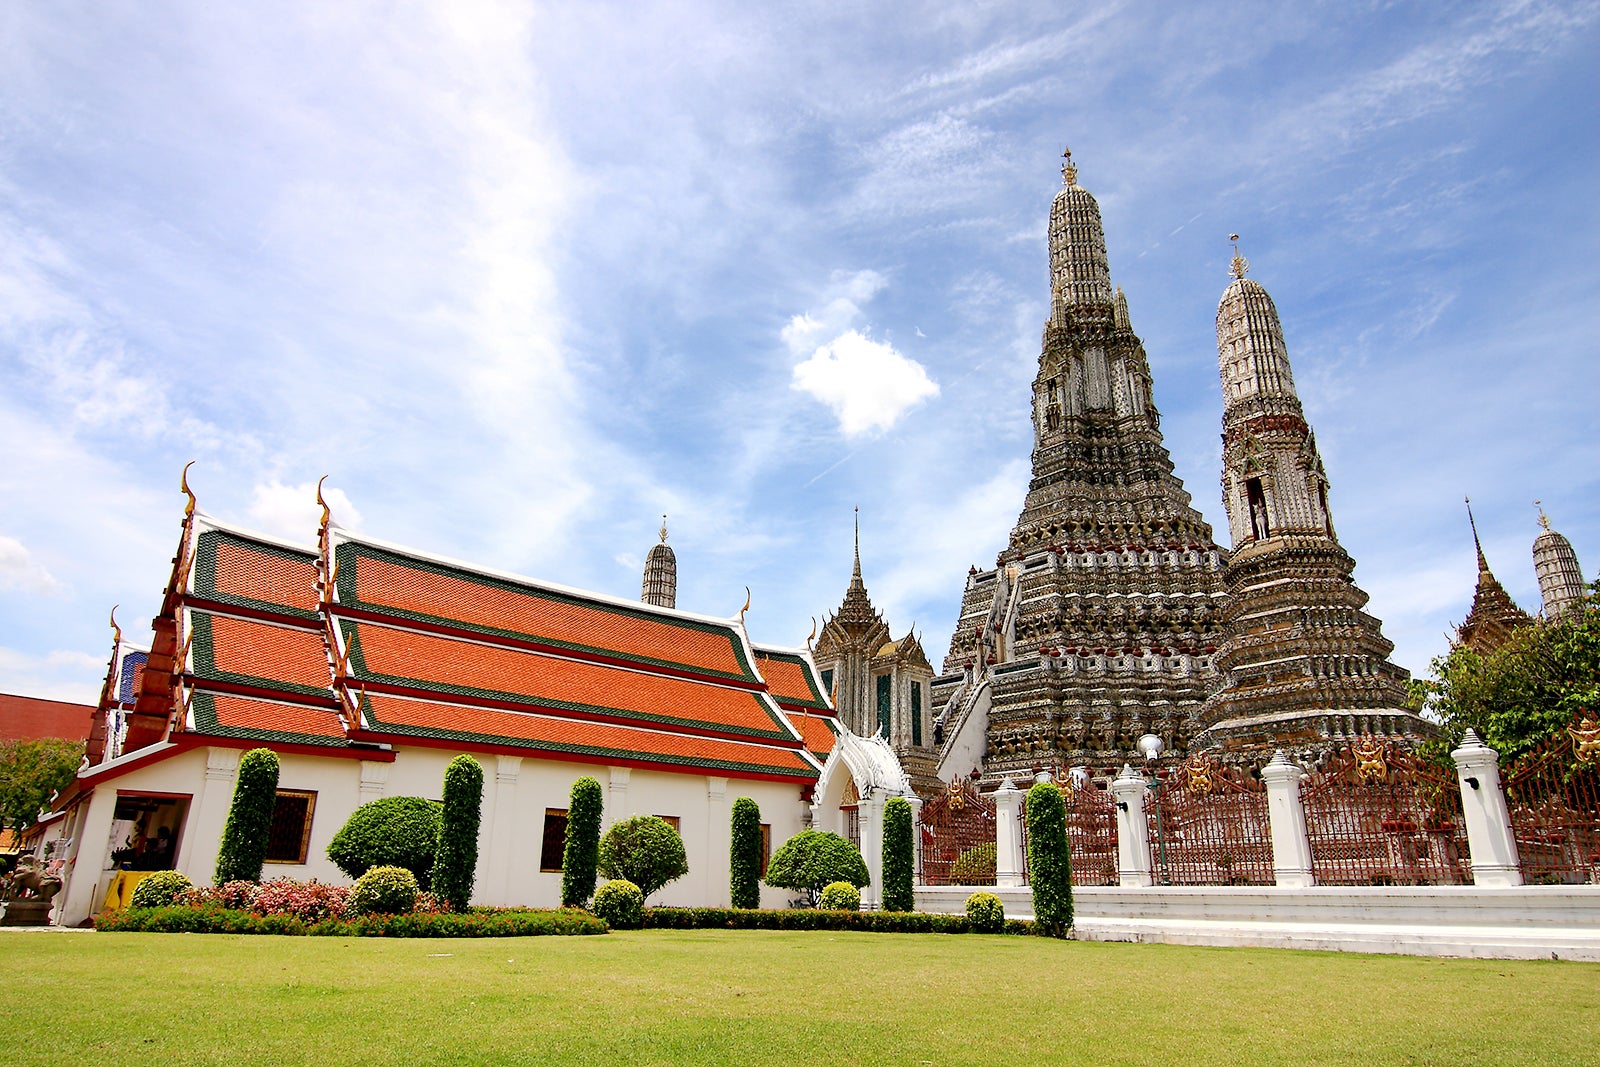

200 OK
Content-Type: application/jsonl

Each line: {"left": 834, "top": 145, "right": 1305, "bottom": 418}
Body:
{"left": 791, "top": 330, "right": 940, "bottom": 437}
{"left": 0, "top": 647, "right": 106, "bottom": 704}
{"left": 785, "top": 270, "right": 938, "bottom": 437}
{"left": 0, "top": 535, "right": 60, "bottom": 594}
{"left": 246, "top": 480, "right": 363, "bottom": 543}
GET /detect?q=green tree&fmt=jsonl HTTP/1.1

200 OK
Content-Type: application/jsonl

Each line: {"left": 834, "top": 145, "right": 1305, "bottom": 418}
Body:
{"left": 729, "top": 796, "right": 762, "bottom": 909}
{"left": 326, "top": 796, "right": 442, "bottom": 888}
{"left": 764, "top": 829, "right": 868, "bottom": 906}
{"left": 597, "top": 815, "right": 688, "bottom": 901}
{"left": 1422, "top": 587, "right": 1600, "bottom": 765}
{"left": 214, "top": 747, "right": 280, "bottom": 884}
{"left": 881, "top": 796, "right": 915, "bottom": 912}
{"left": 433, "top": 754, "right": 483, "bottom": 912}
{"left": 561, "top": 776, "right": 604, "bottom": 908}
{"left": 0, "top": 737, "right": 82, "bottom": 845}
{"left": 1026, "top": 780, "right": 1073, "bottom": 938}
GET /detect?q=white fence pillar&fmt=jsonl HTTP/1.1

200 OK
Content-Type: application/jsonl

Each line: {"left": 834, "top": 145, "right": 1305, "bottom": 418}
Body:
{"left": 1451, "top": 729, "right": 1523, "bottom": 887}
{"left": 993, "top": 779, "right": 1025, "bottom": 888}
{"left": 858, "top": 794, "right": 886, "bottom": 909}
{"left": 1110, "top": 765, "right": 1153, "bottom": 887}
{"left": 1261, "top": 750, "right": 1315, "bottom": 888}
{"left": 907, "top": 795, "right": 924, "bottom": 892}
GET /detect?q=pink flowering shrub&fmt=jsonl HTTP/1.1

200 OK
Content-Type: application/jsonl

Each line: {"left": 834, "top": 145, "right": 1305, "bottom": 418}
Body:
{"left": 253, "top": 878, "right": 350, "bottom": 923}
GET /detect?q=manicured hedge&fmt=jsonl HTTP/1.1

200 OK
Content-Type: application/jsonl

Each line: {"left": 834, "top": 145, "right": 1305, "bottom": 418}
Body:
{"left": 434, "top": 754, "right": 484, "bottom": 912}
{"left": 561, "top": 776, "right": 604, "bottom": 908}
{"left": 881, "top": 796, "right": 915, "bottom": 912}
{"left": 95, "top": 905, "right": 608, "bottom": 937}
{"left": 1026, "top": 780, "right": 1073, "bottom": 938}
{"left": 729, "top": 797, "right": 762, "bottom": 910}
{"left": 640, "top": 907, "right": 1037, "bottom": 935}
{"left": 214, "top": 747, "right": 280, "bottom": 885}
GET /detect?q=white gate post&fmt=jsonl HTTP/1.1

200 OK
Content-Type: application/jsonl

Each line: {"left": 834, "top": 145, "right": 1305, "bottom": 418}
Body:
{"left": 1110, "top": 765, "right": 1153, "bottom": 887}
{"left": 858, "top": 793, "right": 886, "bottom": 910}
{"left": 993, "top": 779, "right": 1025, "bottom": 888}
{"left": 907, "top": 795, "right": 924, "bottom": 890}
{"left": 1261, "top": 750, "right": 1315, "bottom": 888}
{"left": 1451, "top": 729, "right": 1523, "bottom": 887}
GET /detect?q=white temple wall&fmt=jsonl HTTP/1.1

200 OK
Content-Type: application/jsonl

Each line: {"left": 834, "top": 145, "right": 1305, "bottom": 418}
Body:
{"left": 56, "top": 744, "right": 813, "bottom": 923}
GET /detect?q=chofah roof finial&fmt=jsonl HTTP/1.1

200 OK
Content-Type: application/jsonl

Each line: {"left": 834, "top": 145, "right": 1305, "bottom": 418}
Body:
{"left": 180, "top": 460, "right": 197, "bottom": 518}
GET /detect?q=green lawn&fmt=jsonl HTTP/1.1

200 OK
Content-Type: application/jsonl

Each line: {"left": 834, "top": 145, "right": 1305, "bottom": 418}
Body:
{"left": 4, "top": 929, "right": 1595, "bottom": 1066}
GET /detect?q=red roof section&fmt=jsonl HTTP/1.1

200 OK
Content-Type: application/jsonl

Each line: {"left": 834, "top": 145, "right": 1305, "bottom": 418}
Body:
{"left": 753, "top": 650, "right": 833, "bottom": 712}
{"left": 362, "top": 693, "right": 817, "bottom": 780}
{"left": 784, "top": 711, "right": 839, "bottom": 760}
{"left": 190, "top": 612, "right": 334, "bottom": 696}
{"left": 0, "top": 693, "right": 94, "bottom": 743}
{"left": 191, "top": 529, "right": 321, "bottom": 622}
{"left": 334, "top": 542, "right": 757, "bottom": 683}
{"left": 343, "top": 621, "right": 795, "bottom": 741}
{"left": 193, "top": 691, "right": 349, "bottom": 745}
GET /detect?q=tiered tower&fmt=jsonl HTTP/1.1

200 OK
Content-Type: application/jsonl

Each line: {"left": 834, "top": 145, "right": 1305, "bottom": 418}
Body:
{"left": 641, "top": 517, "right": 677, "bottom": 608}
{"left": 1533, "top": 504, "right": 1587, "bottom": 620}
{"left": 813, "top": 512, "right": 937, "bottom": 790}
{"left": 933, "top": 151, "right": 1228, "bottom": 785}
{"left": 1197, "top": 245, "right": 1433, "bottom": 753}
{"left": 1456, "top": 502, "right": 1532, "bottom": 654}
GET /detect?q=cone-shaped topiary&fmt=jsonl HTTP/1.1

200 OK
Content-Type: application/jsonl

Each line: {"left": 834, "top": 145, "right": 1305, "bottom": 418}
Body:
{"left": 592, "top": 878, "right": 643, "bottom": 930}
{"left": 597, "top": 815, "right": 688, "bottom": 901}
{"left": 561, "top": 776, "right": 603, "bottom": 908}
{"left": 1026, "top": 780, "right": 1073, "bottom": 938}
{"left": 764, "top": 829, "right": 868, "bottom": 906}
{"left": 214, "top": 747, "right": 280, "bottom": 885}
{"left": 326, "top": 796, "right": 442, "bottom": 889}
{"left": 433, "top": 754, "right": 483, "bottom": 912}
{"left": 729, "top": 797, "right": 762, "bottom": 909}
{"left": 881, "top": 796, "right": 915, "bottom": 912}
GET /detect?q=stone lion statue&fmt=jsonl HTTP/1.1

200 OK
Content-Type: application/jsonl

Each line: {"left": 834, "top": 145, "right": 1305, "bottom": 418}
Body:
{"left": 3, "top": 855, "right": 63, "bottom": 903}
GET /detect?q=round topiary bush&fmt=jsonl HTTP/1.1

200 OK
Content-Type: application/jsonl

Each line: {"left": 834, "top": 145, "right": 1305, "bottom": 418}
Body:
{"left": 592, "top": 878, "right": 644, "bottom": 930}
{"left": 326, "top": 796, "right": 442, "bottom": 889}
{"left": 597, "top": 815, "right": 688, "bottom": 901}
{"left": 128, "top": 870, "right": 193, "bottom": 909}
{"left": 347, "top": 865, "right": 420, "bottom": 916}
{"left": 764, "top": 829, "right": 869, "bottom": 906}
{"left": 965, "top": 890, "right": 1005, "bottom": 933}
{"left": 818, "top": 881, "right": 861, "bottom": 911}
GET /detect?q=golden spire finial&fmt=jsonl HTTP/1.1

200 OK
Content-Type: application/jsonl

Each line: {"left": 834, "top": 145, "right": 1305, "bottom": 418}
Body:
{"left": 179, "top": 461, "right": 197, "bottom": 518}
{"left": 1228, "top": 234, "right": 1249, "bottom": 280}
{"left": 1061, "top": 145, "right": 1077, "bottom": 186}
{"left": 1535, "top": 500, "right": 1550, "bottom": 531}
{"left": 659, "top": 514, "right": 669, "bottom": 543}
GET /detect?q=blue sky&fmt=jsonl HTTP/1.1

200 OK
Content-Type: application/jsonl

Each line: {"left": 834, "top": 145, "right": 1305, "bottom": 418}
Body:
{"left": 3, "top": 1, "right": 1596, "bottom": 703}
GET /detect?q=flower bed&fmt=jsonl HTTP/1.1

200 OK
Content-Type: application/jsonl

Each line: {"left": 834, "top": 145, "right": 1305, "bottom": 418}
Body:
{"left": 95, "top": 904, "right": 607, "bottom": 937}
{"left": 641, "top": 907, "right": 1036, "bottom": 935}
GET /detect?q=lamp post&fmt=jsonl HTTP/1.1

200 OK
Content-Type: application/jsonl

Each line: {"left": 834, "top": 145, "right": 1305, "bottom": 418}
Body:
{"left": 1138, "top": 733, "right": 1170, "bottom": 886}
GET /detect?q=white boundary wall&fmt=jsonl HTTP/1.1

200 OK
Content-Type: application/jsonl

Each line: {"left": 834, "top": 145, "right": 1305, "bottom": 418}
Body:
{"left": 915, "top": 884, "right": 1600, "bottom": 961}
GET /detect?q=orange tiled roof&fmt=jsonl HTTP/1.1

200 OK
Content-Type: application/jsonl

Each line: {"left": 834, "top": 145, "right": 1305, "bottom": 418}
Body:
{"left": 342, "top": 620, "right": 795, "bottom": 742}
{"left": 333, "top": 541, "right": 757, "bottom": 683}
{"left": 784, "top": 710, "right": 839, "bottom": 761}
{"left": 191, "top": 529, "right": 321, "bottom": 622}
{"left": 362, "top": 693, "right": 817, "bottom": 779}
{"left": 187, "top": 611, "right": 333, "bottom": 701}
{"left": 191, "top": 691, "right": 350, "bottom": 746}
{"left": 753, "top": 649, "right": 832, "bottom": 711}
